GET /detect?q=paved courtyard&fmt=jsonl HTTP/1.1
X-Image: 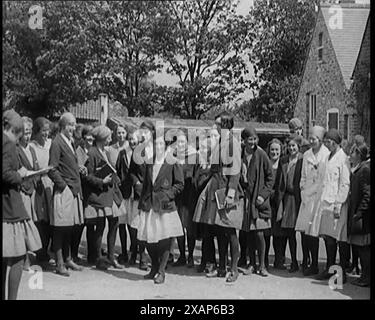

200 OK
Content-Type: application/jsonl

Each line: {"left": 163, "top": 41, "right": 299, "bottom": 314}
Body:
{"left": 16, "top": 229, "right": 370, "bottom": 300}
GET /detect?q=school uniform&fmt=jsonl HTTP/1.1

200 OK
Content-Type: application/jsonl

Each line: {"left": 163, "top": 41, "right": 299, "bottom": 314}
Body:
{"left": 3, "top": 134, "right": 41, "bottom": 258}
{"left": 241, "top": 145, "right": 274, "bottom": 232}
{"left": 137, "top": 157, "right": 184, "bottom": 243}
{"left": 84, "top": 146, "right": 126, "bottom": 220}
{"left": 193, "top": 133, "right": 244, "bottom": 227}
{"left": 106, "top": 141, "right": 128, "bottom": 168}
{"left": 193, "top": 132, "right": 243, "bottom": 276}
{"left": 192, "top": 156, "right": 216, "bottom": 268}
{"left": 17, "top": 145, "right": 39, "bottom": 222}
{"left": 116, "top": 145, "right": 138, "bottom": 226}
{"left": 347, "top": 161, "right": 371, "bottom": 284}
{"left": 274, "top": 154, "right": 303, "bottom": 230}
{"left": 348, "top": 161, "right": 371, "bottom": 245}
{"left": 48, "top": 133, "right": 84, "bottom": 226}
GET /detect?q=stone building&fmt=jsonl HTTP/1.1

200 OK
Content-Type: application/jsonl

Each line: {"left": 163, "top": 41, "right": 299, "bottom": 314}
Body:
{"left": 294, "top": 2, "right": 370, "bottom": 144}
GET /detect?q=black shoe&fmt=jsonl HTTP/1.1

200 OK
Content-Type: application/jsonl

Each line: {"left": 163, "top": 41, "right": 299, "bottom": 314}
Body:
{"left": 144, "top": 269, "right": 158, "bottom": 280}
{"left": 352, "top": 277, "right": 370, "bottom": 287}
{"left": 129, "top": 254, "right": 137, "bottom": 266}
{"left": 96, "top": 258, "right": 109, "bottom": 270}
{"left": 238, "top": 257, "right": 247, "bottom": 268}
{"left": 187, "top": 256, "right": 194, "bottom": 268}
{"left": 196, "top": 264, "right": 206, "bottom": 273}
{"left": 289, "top": 263, "right": 299, "bottom": 273}
{"left": 154, "top": 272, "right": 165, "bottom": 284}
{"left": 217, "top": 269, "right": 227, "bottom": 278}
{"left": 87, "top": 257, "right": 97, "bottom": 266}
{"left": 139, "top": 261, "right": 149, "bottom": 271}
{"left": 173, "top": 257, "right": 186, "bottom": 267}
{"left": 72, "top": 256, "right": 83, "bottom": 265}
{"left": 118, "top": 254, "right": 129, "bottom": 265}
{"left": 315, "top": 270, "right": 332, "bottom": 280}
{"left": 273, "top": 263, "right": 287, "bottom": 270}
{"left": 303, "top": 266, "right": 319, "bottom": 276}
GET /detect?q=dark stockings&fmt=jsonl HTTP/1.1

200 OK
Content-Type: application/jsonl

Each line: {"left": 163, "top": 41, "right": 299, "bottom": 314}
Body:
{"left": 53, "top": 226, "right": 73, "bottom": 267}
{"left": 71, "top": 224, "right": 84, "bottom": 260}
{"left": 307, "top": 235, "right": 319, "bottom": 270}
{"left": 284, "top": 229, "right": 298, "bottom": 266}
{"left": 119, "top": 224, "right": 128, "bottom": 256}
{"left": 107, "top": 217, "right": 119, "bottom": 261}
{"left": 34, "top": 221, "right": 51, "bottom": 262}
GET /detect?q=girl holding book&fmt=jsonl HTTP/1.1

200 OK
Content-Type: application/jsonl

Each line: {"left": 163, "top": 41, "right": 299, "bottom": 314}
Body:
{"left": 137, "top": 123, "right": 184, "bottom": 284}
{"left": 3, "top": 110, "right": 41, "bottom": 299}
{"left": 194, "top": 111, "right": 243, "bottom": 282}
{"left": 84, "top": 125, "right": 126, "bottom": 270}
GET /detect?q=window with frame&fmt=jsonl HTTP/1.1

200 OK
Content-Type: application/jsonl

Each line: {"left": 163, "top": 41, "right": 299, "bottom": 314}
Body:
{"left": 318, "top": 32, "right": 323, "bottom": 62}
{"left": 327, "top": 108, "right": 339, "bottom": 131}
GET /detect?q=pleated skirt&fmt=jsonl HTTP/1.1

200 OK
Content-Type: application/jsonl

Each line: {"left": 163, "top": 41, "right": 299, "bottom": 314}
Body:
{"left": 52, "top": 186, "right": 84, "bottom": 227}
{"left": 137, "top": 209, "right": 184, "bottom": 244}
{"left": 84, "top": 200, "right": 127, "bottom": 221}
{"left": 3, "top": 220, "right": 42, "bottom": 258}
{"left": 119, "top": 198, "right": 140, "bottom": 228}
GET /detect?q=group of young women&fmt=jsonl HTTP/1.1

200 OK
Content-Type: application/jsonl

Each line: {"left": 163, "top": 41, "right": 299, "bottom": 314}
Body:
{"left": 3, "top": 109, "right": 371, "bottom": 299}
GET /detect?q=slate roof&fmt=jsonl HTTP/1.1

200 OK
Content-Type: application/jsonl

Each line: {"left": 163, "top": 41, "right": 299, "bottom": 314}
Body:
{"left": 321, "top": 4, "right": 370, "bottom": 88}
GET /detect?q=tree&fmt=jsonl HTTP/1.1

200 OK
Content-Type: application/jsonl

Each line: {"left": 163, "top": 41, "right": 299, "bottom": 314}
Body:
{"left": 84, "top": 1, "right": 163, "bottom": 117}
{"left": 237, "top": 0, "right": 318, "bottom": 123}
{"left": 3, "top": 1, "right": 98, "bottom": 116}
{"left": 151, "top": 0, "right": 254, "bottom": 119}
{"left": 2, "top": 1, "right": 163, "bottom": 117}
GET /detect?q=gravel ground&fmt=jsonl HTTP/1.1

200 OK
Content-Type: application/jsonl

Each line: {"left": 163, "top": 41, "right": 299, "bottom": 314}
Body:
{"left": 16, "top": 229, "right": 370, "bottom": 300}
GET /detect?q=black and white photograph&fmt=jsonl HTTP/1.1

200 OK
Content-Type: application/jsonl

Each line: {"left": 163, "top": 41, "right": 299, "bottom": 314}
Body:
{"left": 2, "top": 0, "right": 371, "bottom": 302}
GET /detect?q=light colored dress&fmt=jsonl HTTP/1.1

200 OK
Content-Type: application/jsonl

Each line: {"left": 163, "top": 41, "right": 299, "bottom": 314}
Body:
{"left": 137, "top": 158, "right": 184, "bottom": 243}
{"left": 295, "top": 145, "right": 330, "bottom": 236}
{"left": 315, "top": 148, "right": 350, "bottom": 242}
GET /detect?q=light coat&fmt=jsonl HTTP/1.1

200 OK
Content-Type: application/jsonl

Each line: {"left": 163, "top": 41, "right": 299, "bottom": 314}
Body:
{"left": 295, "top": 144, "right": 330, "bottom": 235}
{"left": 314, "top": 148, "right": 350, "bottom": 241}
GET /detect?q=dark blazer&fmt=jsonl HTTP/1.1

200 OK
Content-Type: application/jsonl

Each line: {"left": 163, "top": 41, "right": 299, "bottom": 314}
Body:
{"left": 175, "top": 155, "right": 196, "bottom": 212}
{"left": 348, "top": 161, "right": 370, "bottom": 235}
{"left": 241, "top": 145, "right": 274, "bottom": 220}
{"left": 48, "top": 133, "right": 82, "bottom": 197}
{"left": 84, "top": 146, "right": 123, "bottom": 208}
{"left": 129, "top": 156, "right": 146, "bottom": 201}
{"left": 17, "top": 145, "right": 39, "bottom": 196}
{"left": 2, "top": 133, "right": 29, "bottom": 222}
{"left": 273, "top": 154, "right": 303, "bottom": 216}
{"left": 116, "top": 148, "right": 133, "bottom": 200}
{"left": 138, "top": 161, "right": 184, "bottom": 214}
